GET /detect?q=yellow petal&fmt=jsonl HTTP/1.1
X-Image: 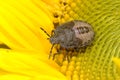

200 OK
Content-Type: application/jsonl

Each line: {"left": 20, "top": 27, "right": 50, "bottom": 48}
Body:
{"left": 113, "top": 58, "right": 120, "bottom": 68}
{"left": 0, "top": 0, "right": 54, "bottom": 52}
{"left": 32, "top": 75, "right": 66, "bottom": 80}
{"left": 0, "top": 74, "right": 30, "bottom": 80}
{"left": 0, "top": 69, "right": 8, "bottom": 75}
{"left": 112, "top": 58, "right": 120, "bottom": 76}
{"left": 0, "top": 74, "right": 66, "bottom": 80}
{"left": 41, "top": 0, "right": 60, "bottom": 10}
{"left": 0, "top": 49, "right": 66, "bottom": 79}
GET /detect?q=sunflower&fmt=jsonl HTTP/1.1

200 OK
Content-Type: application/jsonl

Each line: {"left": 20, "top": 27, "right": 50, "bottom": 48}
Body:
{"left": 0, "top": 0, "right": 120, "bottom": 80}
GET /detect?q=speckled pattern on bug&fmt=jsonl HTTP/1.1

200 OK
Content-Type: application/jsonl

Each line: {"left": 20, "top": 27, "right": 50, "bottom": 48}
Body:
{"left": 41, "top": 20, "right": 94, "bottom": 60}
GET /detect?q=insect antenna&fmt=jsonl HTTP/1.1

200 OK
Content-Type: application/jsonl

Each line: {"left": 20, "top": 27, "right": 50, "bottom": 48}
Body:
{"left": 40, "top": 27, "right": 51, "bottom": 37}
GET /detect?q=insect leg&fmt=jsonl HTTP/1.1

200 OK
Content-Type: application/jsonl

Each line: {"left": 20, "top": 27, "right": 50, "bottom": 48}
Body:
{"left": 49, "top": 44, "right": 55, "bottom": 59}
{"left": 63, "top": 49, "right": 70, "bottom": 62}
{"left": 80, "top": 46, "right": 87, "bottom": 53}
{"left": 52, "top": 44, "right": 61, "bottom": 60}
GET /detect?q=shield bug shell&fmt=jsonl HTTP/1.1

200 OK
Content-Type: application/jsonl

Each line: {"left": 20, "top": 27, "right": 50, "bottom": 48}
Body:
{"left": 40, "top": 20, "right": 94, "bottom": 60}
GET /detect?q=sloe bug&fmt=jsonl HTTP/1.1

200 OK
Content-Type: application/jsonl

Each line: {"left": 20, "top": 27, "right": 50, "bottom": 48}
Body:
{"left": 40, "top": 20, "right": 94, "bottom": 60}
